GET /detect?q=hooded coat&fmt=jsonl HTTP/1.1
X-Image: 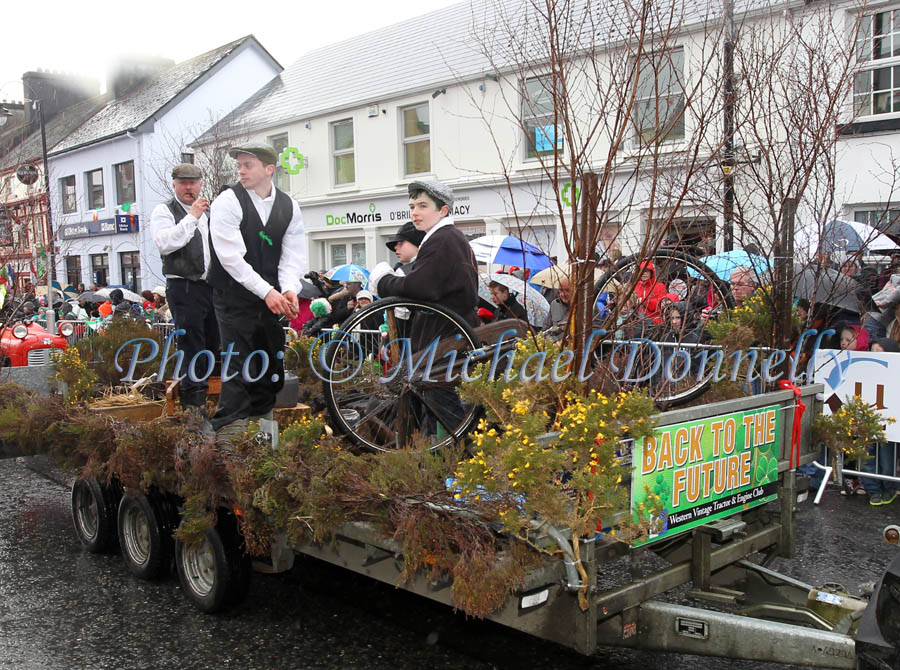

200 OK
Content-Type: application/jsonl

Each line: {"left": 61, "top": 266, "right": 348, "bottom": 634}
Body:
{"left": 634, "top": 261, "right": 668, "bottom": 323}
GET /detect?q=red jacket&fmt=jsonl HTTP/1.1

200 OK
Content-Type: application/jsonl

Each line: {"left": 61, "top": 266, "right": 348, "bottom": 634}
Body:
{"left": 634, "top": 262, "right": 667, "bottom": 322}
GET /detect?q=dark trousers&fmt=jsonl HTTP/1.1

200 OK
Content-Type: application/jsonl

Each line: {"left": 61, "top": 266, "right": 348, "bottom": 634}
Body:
{"left": 211, "top": 290, "right": 285, "bottom": 430}
{"left": 166, "top": 278, "right": 220, "bottom": 409}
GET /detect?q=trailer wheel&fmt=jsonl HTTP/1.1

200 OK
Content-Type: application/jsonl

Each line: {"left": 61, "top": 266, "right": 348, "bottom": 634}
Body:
{"left": 175, "top": 513, "right": 249, "bottom": 613}
{"left": 117, "top": 494, "right": 173, "bottom": 580}
{"left": 71, "top": 477, "right": 120, "bottom": 553}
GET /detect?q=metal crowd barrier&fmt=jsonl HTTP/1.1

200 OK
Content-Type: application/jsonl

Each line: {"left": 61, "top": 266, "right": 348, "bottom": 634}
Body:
{"left": 808, "top": 443, "right": 900, "bottom": 504}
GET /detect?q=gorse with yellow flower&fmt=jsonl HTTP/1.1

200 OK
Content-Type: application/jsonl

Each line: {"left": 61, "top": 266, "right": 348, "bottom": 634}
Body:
{"left": 457, "top": 335, "right": 659, "bottom": 543}
{"left": 811, "top": 394, "right": 894, "bottom": 462}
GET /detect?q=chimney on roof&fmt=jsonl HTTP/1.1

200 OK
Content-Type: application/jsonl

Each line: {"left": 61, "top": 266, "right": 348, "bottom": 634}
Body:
{"left": 107, "top": 55, "right": 174, "bottom": 100}
{"left": 21, "top": 71, "right": 100, "bottom": 135}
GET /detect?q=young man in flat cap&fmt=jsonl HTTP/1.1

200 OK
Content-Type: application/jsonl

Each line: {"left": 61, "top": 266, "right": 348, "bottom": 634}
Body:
{"left": 150, "top": 162, "right": 219, "bottom": 433}
{"left": 207, "top": 143, "right": 307, "bottom": 446}
{"left": 368, "top": 180, "right": 478, "bottom": 438}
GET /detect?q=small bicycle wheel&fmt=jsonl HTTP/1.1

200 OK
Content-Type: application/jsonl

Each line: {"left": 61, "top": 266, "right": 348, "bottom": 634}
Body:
{"left": 593, "top": 249, "right": 734, "bottom": 407}
{"left": 320, "top": 297, "right": 482, "bottom": 452}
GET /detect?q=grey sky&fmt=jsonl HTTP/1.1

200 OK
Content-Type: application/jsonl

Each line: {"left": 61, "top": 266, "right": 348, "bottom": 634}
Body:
{"left": 0, "top": 0, "right": 462, "bottom": 101}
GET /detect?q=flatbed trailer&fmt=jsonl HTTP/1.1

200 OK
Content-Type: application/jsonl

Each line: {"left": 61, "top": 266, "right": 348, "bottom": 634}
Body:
{"left": 288, "top": 385, "right": 897, "bottom": 669}
{"left": 69, "top": 384, "right": 900, "bottom": 668}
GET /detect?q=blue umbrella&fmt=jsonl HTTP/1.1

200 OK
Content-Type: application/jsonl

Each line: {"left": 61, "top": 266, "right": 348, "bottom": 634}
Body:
{"left": 687, "top": 250, "right": 771, "bottom": 281}
{"left": 469, "top": 235, "right": 552, "bottom": 273}
{"left": 326, "top": 263, "right": 370, "bottom": 284}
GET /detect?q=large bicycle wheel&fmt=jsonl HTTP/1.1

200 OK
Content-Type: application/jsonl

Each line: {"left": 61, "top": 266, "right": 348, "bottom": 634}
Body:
{"left": 593, "top": 249, "right": 734, "bottom": 407}
{"left": 320, "top": 297, "right": 482, "bottom": 452}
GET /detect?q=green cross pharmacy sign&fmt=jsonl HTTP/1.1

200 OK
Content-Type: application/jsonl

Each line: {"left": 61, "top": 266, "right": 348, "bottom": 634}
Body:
{"left": 280, "top": 147, "right": 305, "bottom": 175}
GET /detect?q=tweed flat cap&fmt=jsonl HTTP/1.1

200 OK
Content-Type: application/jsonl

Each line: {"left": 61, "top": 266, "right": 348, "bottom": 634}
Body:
{"left": 408, "top": 180, "right": 454, "bottom": 209}
{"left": 228, "top": 142, "right": 279, "bottom": 166}
{"left": 171, "top": 163, "right": 202, "bottom": 179}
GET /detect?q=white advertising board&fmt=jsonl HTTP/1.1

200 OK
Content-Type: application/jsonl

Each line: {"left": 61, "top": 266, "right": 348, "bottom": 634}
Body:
{"left": 813, "top": 350, "right": 900, "bottom": 441}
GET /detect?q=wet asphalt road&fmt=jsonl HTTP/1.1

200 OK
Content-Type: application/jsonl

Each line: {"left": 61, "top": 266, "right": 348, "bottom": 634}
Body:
{"left": 0, "top": 456, "right": 897, "bottom": 670}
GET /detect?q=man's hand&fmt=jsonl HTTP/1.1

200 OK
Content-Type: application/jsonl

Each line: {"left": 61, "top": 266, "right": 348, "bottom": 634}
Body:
{"left": 282, "top": 291, "right": 299, "bottom": 320}
{"left": 265, "top": 288, "right": 297, "bottom": 318}
{"left": 189, "top": 197, "right": 209, "bottom": 219}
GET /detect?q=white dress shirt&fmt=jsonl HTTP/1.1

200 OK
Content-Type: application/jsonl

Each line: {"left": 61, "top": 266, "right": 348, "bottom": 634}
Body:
{"left": 150, "top": 198, "right": 211, "bottom": 280}
{"left": 208, "top": 185, "right": 307, "bottom": 300}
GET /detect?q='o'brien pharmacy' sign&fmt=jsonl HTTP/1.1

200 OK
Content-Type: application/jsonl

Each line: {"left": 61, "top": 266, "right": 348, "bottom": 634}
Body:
{"left": 631, "top": 405, "right": 781, "bottom": 547}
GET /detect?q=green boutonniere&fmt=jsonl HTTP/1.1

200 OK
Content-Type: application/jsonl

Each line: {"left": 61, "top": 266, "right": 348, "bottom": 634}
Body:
{"left": 259, "top": 231, "right": 273, "bottom": 246}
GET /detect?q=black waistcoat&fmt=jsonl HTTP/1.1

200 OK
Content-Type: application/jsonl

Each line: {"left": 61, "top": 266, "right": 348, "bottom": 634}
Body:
{"left": 206, "top": 183, "right": 293, "bottom": 304}
{"left": 161, "top": 199, "right": 205, "bottom": 281}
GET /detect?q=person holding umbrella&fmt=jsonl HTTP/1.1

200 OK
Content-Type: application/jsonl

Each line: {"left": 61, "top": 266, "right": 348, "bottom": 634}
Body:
{"left": 488, "top": 280, "right": 529, "bottom": 323}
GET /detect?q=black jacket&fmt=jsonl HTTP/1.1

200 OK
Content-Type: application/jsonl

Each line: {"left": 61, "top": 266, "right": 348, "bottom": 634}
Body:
{"left": 377, "top": 224, "right": 478, "bottom": 350}
{"left": 494, "top": 294, "right": 528, "bottom": 323}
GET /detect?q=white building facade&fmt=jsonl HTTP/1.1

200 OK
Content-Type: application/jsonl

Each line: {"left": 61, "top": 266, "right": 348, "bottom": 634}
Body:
{"left": 193, "top": 1, "right": 900, "bottom": 272}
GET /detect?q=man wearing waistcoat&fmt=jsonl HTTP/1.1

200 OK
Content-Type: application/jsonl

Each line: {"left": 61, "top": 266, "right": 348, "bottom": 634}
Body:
{"left": 150, "top": 163, "right": 219, "bottom": 433}
{"left": 207, "top": 143, "right": 307, "bottom": 446}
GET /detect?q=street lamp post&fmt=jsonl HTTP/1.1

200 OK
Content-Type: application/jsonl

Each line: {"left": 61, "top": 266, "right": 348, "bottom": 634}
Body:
{"left": 33, "top": 100, "right": 56, "bottom": 336}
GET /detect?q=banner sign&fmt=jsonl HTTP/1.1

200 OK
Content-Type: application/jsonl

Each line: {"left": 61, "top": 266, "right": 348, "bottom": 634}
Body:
{"left": 61, "top": 215, "right": 140, "bottom": 240}
{"left": 813, "top": 350, "right": 900, "bottom": 441}
{"left": 631, "top": 405, "right": 781, "bottom": 547}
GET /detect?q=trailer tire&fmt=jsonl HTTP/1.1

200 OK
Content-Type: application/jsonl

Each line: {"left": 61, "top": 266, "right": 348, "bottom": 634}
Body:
{"left": 175, "top": 513, "right": 250, "bottom": 613}
{"left": 117, "top": 493, "right": 174, "bottom": 580}
{"left": 71, "top": 477, "right": 120, "bottom": 553}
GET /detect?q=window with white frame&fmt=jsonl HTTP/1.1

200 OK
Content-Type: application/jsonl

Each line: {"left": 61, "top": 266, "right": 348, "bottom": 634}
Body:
{"left": 114, "top": 161, "right": 135, "bottom": 206}
{"left": 60, "top": 175, "right": 76, "bottom": 213}
{"left": 332, "top": 120, "right": 355, "bottom": 186}
{"left": 86, "top": 168, "right": 104, "bottom": 210}
{"left": 853, "top": 10, "right": 900, "bottom": 117}
{"left": 522, "top": 76, "right": 562, "bottom": 159}
{"left": 401, "top": 103, "right": 430, "bottom": 175}
{"left": 268, "top": 133, "right": 290, "bottom": 191}
{"left": 633, "top": 48, "right": 686, "bottom": 144}
{"left": 854, "top": 207, "right": 900, "bottom": 235}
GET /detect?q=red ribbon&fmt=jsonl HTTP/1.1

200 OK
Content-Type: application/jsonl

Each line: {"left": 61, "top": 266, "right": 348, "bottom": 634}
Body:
{"left": 777, "top": 380, "right": 806, "bottom": 469}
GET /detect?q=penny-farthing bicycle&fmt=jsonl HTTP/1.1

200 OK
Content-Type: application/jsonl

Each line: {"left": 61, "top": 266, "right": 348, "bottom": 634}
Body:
{"left": 318, "top": 297, "right": 485, "bottom": 453}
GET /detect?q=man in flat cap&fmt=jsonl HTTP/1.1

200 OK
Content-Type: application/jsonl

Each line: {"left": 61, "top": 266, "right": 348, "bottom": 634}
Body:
{"left": 368, "top": 180, "right": 478, "bottom": 439}
{"left": 150, "top": 162, "right": 219, "bottom": 433}
{"left": 385, "top": 221, "right": 425, "bottom": 273}
{"left": 207, "top": 143, "right": 307, "bottom": 447}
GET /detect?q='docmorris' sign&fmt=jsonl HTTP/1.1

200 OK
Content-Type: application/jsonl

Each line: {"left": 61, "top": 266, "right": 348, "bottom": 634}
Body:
{"left": 631, "top": 405, "right": 781, "bottom": 547}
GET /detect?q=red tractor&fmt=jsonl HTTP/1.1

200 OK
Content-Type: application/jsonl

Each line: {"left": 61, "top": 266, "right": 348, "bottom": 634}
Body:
{"left": 0, "top": 320, "right": 70, "bottom": 366}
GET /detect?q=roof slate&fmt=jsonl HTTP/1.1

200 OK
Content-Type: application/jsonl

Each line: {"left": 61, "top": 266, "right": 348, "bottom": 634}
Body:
{"left": 51, "top": 35, "right": 259, "bottom": 155}
{"left": 0, "top": 94, "right": 109, "bottom": 171}
{"left": 196, "top": 0, "right": 782, "bottom": 142}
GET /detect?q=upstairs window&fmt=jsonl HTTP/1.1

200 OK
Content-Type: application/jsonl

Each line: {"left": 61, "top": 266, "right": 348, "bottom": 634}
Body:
{"left": 86, "top": 169, "right": 104, "bottom": 210}
{"left": 115, "top": 161, "right": 135, "bottom": 206}
{"left": 60, "top": 175, "right": 76, "bottom": 213}
{"left": 401, "top": 103, "right": 430, "bottom": 175}
{"left": 633, "top": 48, "right": 685, "bottom": 144}
{"left": 522, "top": 76, "right": 562, "bottom": 159}
{"left": 332, "top": 120, "right": 355, "bottom": 186}
{"left": 268, "top": 133, "right": 290, "bottom": 191}
{"left": 854, "top": 10, "right": 900, "bottom": 117}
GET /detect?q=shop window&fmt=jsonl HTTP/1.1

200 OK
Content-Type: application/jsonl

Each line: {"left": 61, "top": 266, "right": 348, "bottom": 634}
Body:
{"left": 331, "top": 120, "right": 355, "bottom": 186}
{"left": 119, "top": 251, "right": 140, "bottom": 293}
{"left": 86, "top": 169, "right": 104, "bottom": 210}
{"left": 91, "top": 253, "right": 109, "bottom": 287}
{"left": 330, "top": 244, "right": 347, "bottom": 267}
{"left": 351, "top": 242, "right": 366, "bottom": 267}
{"left": 401, "top": 103, "right": 430, "bottom": 175}
{"left": 60, "top": 175, "right": 76, "bottom": 214}
{"left": 66, "top": 255, "right": 82, "bottom": 287}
